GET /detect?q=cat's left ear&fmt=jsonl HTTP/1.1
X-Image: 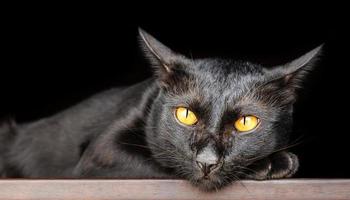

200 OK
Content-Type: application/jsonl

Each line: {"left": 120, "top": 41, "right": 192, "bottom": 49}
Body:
{"left": 138, "top": 28, "right": 190, "bottom": 83}
{"left": 266, "top": 44, "right": 323, "bottom": 89}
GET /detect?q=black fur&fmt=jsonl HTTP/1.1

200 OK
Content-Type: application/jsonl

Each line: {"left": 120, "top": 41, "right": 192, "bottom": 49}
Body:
{"left": 0, "top": 28, "right": 322, "bottom": 191}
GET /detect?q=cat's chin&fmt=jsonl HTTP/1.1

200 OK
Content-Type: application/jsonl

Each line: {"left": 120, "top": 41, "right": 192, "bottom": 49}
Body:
{"left": 189, "top": 175, "right": 229, "bottom": 192}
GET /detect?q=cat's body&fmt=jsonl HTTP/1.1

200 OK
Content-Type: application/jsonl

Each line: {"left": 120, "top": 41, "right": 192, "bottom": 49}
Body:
{"left": 1, "top": 79, "right": 171, "bottom": 178}
{"left": 0, "top": 29, "right": 321, "bottom": 191}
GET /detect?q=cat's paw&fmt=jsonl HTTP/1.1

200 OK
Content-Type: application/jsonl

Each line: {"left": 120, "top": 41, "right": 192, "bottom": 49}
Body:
{"left": 245, "top": 151, "right": 299, "bottom": 180}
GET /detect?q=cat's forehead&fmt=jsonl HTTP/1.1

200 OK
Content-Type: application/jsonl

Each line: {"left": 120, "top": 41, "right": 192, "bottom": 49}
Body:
{"left": 192, "top": 59, "right": 264, "bottom": 81}
{"left": 167, "top": 59, "right": 267, "bottom": 108}
{"left": 188, "top": 59, "right": 265, "bottom": 94}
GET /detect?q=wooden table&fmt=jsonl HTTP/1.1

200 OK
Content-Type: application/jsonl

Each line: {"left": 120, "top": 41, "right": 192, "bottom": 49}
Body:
{"left": 0, "top": 179, "right": 349, "bottom": 200}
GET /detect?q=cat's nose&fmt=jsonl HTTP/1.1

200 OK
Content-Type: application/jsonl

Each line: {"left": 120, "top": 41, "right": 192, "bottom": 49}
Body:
{"left": 195, "top": 145, "right": 220, "bottom": 176}
{"left": 196, "top": 161, "right": 219, "bottom": 176}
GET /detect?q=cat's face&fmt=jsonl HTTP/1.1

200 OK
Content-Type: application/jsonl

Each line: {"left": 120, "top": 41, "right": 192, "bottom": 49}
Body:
{"left": 139, "top": 29, "right": 321, "bottom": 190}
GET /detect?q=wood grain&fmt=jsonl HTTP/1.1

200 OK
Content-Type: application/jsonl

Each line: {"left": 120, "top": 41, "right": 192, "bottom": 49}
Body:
{"left": 0, "top": 179, "right": 349, "bottom": 200}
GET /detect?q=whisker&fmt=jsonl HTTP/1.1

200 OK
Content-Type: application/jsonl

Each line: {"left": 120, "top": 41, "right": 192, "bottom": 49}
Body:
{"left": 246, "top": 136, "right": 305, "bottom": 162}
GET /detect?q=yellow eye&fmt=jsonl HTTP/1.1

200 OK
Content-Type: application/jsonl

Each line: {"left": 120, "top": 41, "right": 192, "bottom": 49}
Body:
{"left": 234, "top": 115, "right": 259, "bottom": 132}
{"left": 175, "top": 107, "right": 198, "bottom": 126}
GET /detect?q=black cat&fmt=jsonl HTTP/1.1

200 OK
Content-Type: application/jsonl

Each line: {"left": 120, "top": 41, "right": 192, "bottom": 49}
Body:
{"left": 0, "top": 28, "right": 321, "bottom": 191}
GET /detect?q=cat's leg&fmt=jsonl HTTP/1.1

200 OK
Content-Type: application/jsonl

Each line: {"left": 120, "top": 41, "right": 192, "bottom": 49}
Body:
{"left": 245, "top": 151, "right": 299, "bottom": 180}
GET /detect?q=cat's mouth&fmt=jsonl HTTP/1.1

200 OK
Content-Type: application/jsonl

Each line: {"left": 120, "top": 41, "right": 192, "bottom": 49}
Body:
{"left": 195, "top": 159, "right": 224, "bottom": 178}
{"left": 187, "top": 163, "right": 226, "bottom": 191}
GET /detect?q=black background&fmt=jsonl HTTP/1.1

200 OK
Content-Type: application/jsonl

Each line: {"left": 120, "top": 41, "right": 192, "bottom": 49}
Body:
{"left": 2, "top": 6, "right": 349, "bottom": 178}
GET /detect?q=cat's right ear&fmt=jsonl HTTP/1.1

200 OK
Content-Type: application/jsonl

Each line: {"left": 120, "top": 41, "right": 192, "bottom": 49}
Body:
{"left": 138, "top": 28, "right": 189, "bottom": 83}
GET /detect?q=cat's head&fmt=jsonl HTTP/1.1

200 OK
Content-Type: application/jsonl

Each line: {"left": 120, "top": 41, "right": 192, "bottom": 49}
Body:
{"left": 139, "top": 28, "right": 321, "bottom": 191}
